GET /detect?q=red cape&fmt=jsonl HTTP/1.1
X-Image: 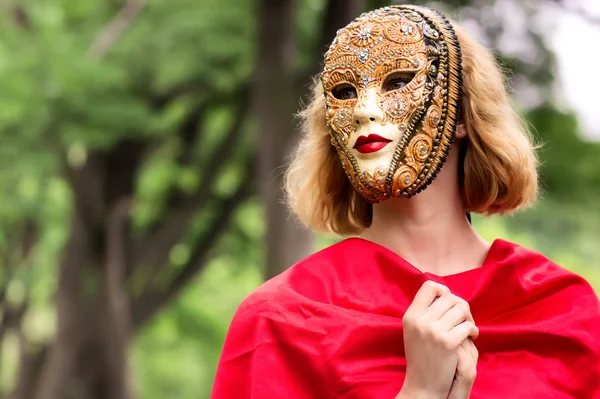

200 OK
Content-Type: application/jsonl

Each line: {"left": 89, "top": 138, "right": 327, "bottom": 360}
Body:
{"left": 211, "top": 238, "right": 600, "bottom": 398}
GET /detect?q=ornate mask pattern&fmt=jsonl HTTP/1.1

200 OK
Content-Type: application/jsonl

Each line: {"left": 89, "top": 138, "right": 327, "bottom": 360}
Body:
{"left": 321, "top": 5, "right": 463, "bottom": 203}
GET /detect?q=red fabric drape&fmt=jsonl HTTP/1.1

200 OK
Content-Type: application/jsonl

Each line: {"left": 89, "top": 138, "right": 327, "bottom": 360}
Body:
{"left": 211, "top": 238, "right": 600, "bottom": 398}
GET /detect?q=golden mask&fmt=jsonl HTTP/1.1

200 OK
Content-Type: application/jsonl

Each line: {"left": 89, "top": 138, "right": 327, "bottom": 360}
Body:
{"left": 321, "top": 5, "right": 463, "bottom": 203}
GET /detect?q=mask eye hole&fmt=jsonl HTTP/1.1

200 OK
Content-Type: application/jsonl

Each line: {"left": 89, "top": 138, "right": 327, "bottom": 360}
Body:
{"left": 382, "top": 72, "right": 415, "bottom": 93}
{"left": 332, "top": 84, "right": 358, "bottom": 100}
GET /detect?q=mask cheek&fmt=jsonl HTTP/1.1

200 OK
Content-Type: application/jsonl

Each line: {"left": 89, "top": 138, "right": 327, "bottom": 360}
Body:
{"left": 379, "top": 90, "right": 423, "bottom": 129}
{"left": 381, "top": 95, "right": 409, "bottom": 121}
{"left": 327, "top": 106, "right": 355, "bottom": 145}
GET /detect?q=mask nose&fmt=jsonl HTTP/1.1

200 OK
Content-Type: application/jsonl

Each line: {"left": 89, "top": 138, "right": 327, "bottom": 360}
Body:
{"left": 354, "top": 88, "right": 384, "bottom": 126}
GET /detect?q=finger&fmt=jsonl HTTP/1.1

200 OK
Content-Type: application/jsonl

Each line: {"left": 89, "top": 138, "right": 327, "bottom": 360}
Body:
{"left": 425, "top": 293, "right": 458, "bottom": 320}
{"left": 409, "top": 280, "right": 450, "bottom": 311}
{"left": 456, "top": 345, "right": 477, "bottom": 381}
{"left": 448, "top": 345, "right": 477, "bottom": 399}
{"left": 439, "top": 302, "right": 473, "bottom": 331}
{"left": 447, "top": 321, "right": 479, "bottom": 348}
{"left": 462, "top": 338, "right": 479, "bottom": 362}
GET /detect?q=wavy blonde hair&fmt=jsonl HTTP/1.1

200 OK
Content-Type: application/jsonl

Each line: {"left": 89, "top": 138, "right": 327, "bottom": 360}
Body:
{"left": 284, "top": 22, "right": 539, "bottom": 236}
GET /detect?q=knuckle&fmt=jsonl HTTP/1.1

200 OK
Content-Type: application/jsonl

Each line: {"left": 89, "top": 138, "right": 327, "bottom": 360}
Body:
{"left": 462, "top": 300, "right": 471, "bottom": 311}
{"left": 458, "top": 302, "right": 470, "bottom": 314}
{"left": 464, "top": 321, "right": 475, "bottom": 332}
{"left": 404, "top": 313, "right": 424, "bottom": 331}
{"left": 440, "top": 292, "right": 453, "bottom": 302}
{"left": 423, "top": 280, "right": 448, "bottom": 293}
{"left": 453, "top": 296, "right": 468, "bottom": 308}
{"left": 464, "top": 366, "right": 477, "bottom": 380}
{"left": 442, "top": 337, "right": 457, "bottom": 351}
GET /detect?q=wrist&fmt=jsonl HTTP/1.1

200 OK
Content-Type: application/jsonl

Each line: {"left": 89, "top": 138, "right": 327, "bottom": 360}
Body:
{"left": 396, "top": 380, "right": 446, "bottom": 399}
{"left": 395, "top": 390, "right": 445, "bottom": 399}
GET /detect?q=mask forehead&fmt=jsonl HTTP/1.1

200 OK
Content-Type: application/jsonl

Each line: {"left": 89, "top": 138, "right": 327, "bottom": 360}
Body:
{"left": 322, "top": 11, "right": 428, "bottom": 92}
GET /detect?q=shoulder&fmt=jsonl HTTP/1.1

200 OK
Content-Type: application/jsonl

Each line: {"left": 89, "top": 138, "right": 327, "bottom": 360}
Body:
{"left": 232, "top": 239, "right": 360, "bottom": 322}
{"left": 496, "top": 240, "right": 596, "bottom": 287}
{"left": 222, "top": 241, "right": 365, "bottom": 349}
{"left": 245, "top": 238, "right": 364, "bottom": 302}
{"left": 496, "top": 239, "right": 600, "bottom": 311}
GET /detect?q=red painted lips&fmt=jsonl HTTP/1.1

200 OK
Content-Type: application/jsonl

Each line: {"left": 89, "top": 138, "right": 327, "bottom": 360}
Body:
{"left": 353, "top": 134, "right": 392, "bottom": 154}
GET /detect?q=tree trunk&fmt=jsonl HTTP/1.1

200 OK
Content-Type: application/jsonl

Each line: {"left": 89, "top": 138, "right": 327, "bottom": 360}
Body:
{"left": 35, "top": 209, "right": 89, "bottom": 399}
{"left": 34, "top": 143, "right": 141, "bottom": 399}
{"left": 255, "top": 0, "right": 314, "bottom": 280}
{"left": 255, "top": 0, "right": 366, "bottom": 280}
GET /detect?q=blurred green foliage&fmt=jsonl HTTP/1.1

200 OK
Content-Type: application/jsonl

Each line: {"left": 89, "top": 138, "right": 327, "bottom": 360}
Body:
{"left": 0, "top": 0, "right": 598, "bottom": 398}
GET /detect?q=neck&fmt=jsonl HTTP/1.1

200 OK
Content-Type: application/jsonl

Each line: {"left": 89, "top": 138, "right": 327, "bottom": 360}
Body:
{"left": 360, "top": 149, "right": 490, "bottom": 276}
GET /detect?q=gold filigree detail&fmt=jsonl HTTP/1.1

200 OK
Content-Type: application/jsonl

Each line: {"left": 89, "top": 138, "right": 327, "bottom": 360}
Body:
{"left": 392, "top": 165, "right": 418, "bottom": 193}
{"left": 359, "top": 166, "right": 389, "bottom": 200}
{"left": 409, "top": 134, "right": 432, "bottom": 162}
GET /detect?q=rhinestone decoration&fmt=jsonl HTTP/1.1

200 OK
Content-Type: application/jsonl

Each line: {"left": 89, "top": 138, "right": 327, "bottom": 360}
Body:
{"left": 358, "top": 27, "right": 372, "bottom": 41}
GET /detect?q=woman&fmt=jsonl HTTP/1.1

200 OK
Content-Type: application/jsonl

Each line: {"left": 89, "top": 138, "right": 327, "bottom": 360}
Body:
{"left": 211, "top": 5, "right": 600, "bottom": 398}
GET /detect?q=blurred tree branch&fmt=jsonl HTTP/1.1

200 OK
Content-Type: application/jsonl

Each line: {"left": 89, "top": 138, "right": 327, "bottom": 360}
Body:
{"left": 104, "top": 198, "right": 135, "bottom": 399}
{"left": 89, "top": 0, "right": 149, "bottom": 60}
{"left": 11, "top": 5, "right": 30, "bottom": 29}
{"left": 131, "top": 91, "right": 250, "bottom": 288}
{"left": 0, "top": 221, "right": 40, "bottom": 399}
{"left": 296, "top": 0, "right": 364, "bottom": 104}
{"left": 132, "top": 154, "right": 256, "bottom": 327}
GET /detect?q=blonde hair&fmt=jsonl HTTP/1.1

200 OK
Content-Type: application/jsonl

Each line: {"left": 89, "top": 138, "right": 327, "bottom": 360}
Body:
{"left": 284, "top": 21, "right": 539, "bottom": 236}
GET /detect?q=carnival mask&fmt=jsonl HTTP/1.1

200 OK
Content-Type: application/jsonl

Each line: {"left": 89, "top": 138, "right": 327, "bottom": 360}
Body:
{"left": 321, "top": 5, "right": 463, "bottom": 203}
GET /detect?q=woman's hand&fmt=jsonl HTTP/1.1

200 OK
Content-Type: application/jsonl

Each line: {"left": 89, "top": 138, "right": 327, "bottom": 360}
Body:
{"left": 396, "top": 281, "right": 479, "bottom": 399}
{"left": 447, "top": 338, "right": 479, "bottom": 399}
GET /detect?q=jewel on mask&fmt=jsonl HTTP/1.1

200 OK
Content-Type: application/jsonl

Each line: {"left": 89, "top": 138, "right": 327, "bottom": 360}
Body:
{"left": 356, "top": 49, "right": 370, "bottom": 63}
{"left": 358, "top": 27, "right": 372, "bottom": 41}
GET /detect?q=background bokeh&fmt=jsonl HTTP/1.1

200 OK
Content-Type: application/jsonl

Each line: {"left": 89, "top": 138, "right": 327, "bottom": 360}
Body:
{"left": 0, "top": 0, "right": 598, "bottom": 398}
